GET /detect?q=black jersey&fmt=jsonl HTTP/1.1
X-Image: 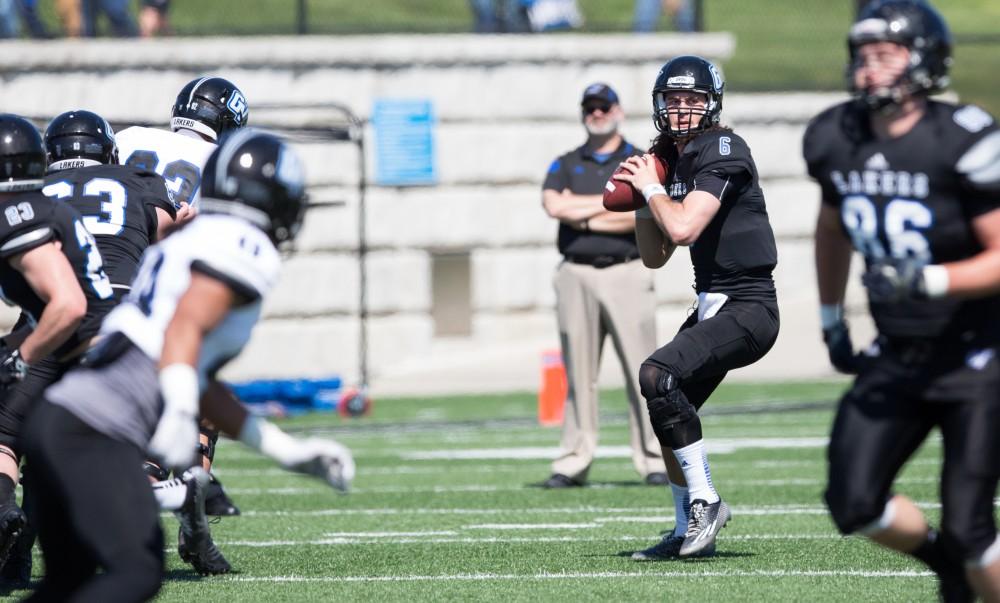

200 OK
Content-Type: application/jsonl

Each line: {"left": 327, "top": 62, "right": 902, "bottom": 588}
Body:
{"left": 42, "top": 164, "right": 175, "bottom": 288}
{"left": 0, "top": 193, "right": 116, "bottom": 357}
{"left": 803, "top": 100, "right": 1000, "bottom": 342}
{"left": 663, "top": 129, "right": 777, "bottom": 300}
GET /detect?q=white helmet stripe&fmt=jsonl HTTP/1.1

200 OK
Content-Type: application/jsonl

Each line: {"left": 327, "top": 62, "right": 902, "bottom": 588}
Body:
{"left": 188, "top": 76, "right": 211, "bottom": 107}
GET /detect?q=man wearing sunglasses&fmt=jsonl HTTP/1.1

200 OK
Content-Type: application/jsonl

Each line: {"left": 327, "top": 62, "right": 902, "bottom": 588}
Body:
{"left": 540, "top": 83, "right": 666, "bottom": 489}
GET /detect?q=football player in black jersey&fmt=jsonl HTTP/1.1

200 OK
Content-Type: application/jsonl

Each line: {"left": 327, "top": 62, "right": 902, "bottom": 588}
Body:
{"left": 614, "top": 55, "right": 779, "bottom": 560}
{"left": 0, "top": 114, "right": 117, "bottom": 583}
{"left": 43, "top": 109, "right": 177, "bottom": 293}
{"left": 805, "top": 1, "right": 1000, "bottom": 600}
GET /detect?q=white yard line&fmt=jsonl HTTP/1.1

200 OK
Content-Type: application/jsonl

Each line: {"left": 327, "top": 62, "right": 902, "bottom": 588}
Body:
{"left": 219, "top": 569, "right": 932, "bottom": 583}
{"left": 222, "top": 476, "right": 937, "bottom": 496}
{"left": 218, "top": 534, "right": 846, "bottom": 547}
{"left": 235, "top": 502, "right": 946, "bottom": 518}
{"left": 462, "top": 523, "right": 602, "bottom": 530}
{"left": 400, "top": 438, "right": 829, "bottom": 461}
{"left": 322, "top": 531, "right": 459, "bottom": 537}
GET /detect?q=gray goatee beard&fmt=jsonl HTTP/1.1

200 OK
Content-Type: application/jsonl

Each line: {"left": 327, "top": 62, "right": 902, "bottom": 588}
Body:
{"left": 585, "top": 118, "right": 620, "bottom": 137}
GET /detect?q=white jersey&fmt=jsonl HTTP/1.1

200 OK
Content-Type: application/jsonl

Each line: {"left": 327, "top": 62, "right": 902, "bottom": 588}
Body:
{"left": 116, "top": 126, "right": 216, "bottom": 210}
{"left": 101, "top": 213, "right": 280, "bottom": 389}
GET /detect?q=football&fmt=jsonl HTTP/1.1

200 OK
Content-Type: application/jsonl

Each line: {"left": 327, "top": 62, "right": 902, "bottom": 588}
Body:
{"left": 602, "top": 155, "right": 668, "bottom": 212}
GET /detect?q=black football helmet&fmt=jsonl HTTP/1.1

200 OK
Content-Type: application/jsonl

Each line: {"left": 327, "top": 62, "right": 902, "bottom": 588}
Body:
{"left": 848, "top": 0, "right": 952, "bottom": 110}
{"left": 0, "top": 114, "right": 46, "bottom": 193}
{"left": 652, "top": 55, "right": 725, "bottom": 138}
{"left": 171, "top": 76, "right": 249, "bottom": 142}
{"left": 200, "top": 130, "right": 307, "bottom": 245}
{"left": 44, "top": 109, "right": 118, "bottom": 172}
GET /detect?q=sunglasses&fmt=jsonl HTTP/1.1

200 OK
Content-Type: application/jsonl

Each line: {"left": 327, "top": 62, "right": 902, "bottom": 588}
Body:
{"left": 583, "top": 103, "right": 613, "bottom": 115}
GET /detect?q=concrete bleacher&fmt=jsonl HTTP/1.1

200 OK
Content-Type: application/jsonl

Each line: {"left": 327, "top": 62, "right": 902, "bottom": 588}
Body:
{"left": 0, "top": 34, "right": 871, "bottom": 395}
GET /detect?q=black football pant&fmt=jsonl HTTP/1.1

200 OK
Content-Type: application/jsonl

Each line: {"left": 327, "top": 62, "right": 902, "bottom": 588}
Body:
{"left": 639, "top": 299, "right": 779, "bottom": 449}
{"left": 826, "top": 378, "right": 1000, "bottom": 561}
{"left": 21, "top": 401, "right": 163, "bottom": 602}
{"left": 0, "top": 355, "right": 72, "bottom": 453}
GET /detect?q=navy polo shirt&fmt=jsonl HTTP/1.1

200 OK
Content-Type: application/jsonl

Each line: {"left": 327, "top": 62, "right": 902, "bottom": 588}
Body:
{"left": 542, "top": 138, "right": 642, "bottom": 260}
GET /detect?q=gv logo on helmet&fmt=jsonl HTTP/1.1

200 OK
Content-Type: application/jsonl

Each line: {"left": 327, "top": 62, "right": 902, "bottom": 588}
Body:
{"left": 227, "top": 91, "right": 248, "bottom": 125}
{"left": 708, "top": 63, "right": 724, "bottom": 92}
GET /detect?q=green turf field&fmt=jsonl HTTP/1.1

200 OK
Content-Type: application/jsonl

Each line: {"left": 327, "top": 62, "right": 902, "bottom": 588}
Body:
{"left": 3, "top": 379, "right": 961, "bottom": 601}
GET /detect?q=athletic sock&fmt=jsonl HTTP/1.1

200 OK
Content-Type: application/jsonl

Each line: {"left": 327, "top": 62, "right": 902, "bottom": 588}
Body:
{"left": 672, "top": 439, "right": 720, "bottom": 504}
{"left": 152, "top": 477, "right": 188, "bottom": 510}
{"left": 670, "top": 482, "right": 690, "bottom": 537}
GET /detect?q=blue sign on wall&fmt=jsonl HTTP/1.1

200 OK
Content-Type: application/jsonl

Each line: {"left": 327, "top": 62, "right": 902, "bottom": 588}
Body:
{"left": 372, "top": 99, "right": 437, "bottom": 186}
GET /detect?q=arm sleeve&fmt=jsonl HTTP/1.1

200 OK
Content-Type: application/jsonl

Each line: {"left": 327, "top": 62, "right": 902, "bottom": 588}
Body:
{"left": 542, "top": 156, "right": 568, "bottom": 192}
{"left": 187, "top": 222, "right": 280, "bottom": 303}
{"left": 694, "top": 168, "right": 751, "bottom": 203}
{"left": 0, "top": 226, "right": 54, "bottom": 258}
{"left": 956, "top": 127, "right": 1000, "bottom": 218}
{"left": 802, "top": 119, "right": 841, "bottom": 208}
{"left": 0, "top": 198, "right": 57, "bottom": 258}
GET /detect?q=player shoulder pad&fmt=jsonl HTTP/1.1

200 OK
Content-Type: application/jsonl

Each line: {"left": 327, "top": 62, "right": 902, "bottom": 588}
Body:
{"left": 691, "top": 130, "right": 753, "bottom": 176}
{"left": 0, "top": 194, "right": 58, "bottom": 257}
{"left": 185, "top": 215, "right": 281, "bottom": 301}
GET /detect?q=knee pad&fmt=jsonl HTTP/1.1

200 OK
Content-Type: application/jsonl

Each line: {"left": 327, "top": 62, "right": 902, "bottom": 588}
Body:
{"left": 639, "top": 364, "right": 679, "bottom": 402}
{"left": 824, "top": 487, "right": 887, "bottom": 536}
{"left": 643, "top": 371, "right": 696, "bottom": 443}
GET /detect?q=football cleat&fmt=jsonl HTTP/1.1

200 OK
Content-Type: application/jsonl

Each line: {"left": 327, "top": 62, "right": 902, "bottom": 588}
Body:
{"left": 204, "top": 473, "right": 240, "bottom": 517}
{"left": 680, "top": 499, "right": 730, "bottom": 557}
{"left": 0, "top": 502, "right": 25, "bottom": 574}
{"left": 174, "top": 468, "right": 231, "bottom": 575}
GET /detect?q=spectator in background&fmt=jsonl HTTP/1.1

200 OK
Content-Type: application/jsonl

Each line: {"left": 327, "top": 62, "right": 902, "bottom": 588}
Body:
{"left": 82, "top": 0, "right": 137, "bottom": 37}
{"left": 469, "top": 0, "right": 532, "bottom": 33}
{"left": 16, "top": 0, "right": 50, "bottom": 38}
{"left": 139, "top": 0, "right": 170, "bottom": 37}
{"left": 540, "top": 83, "right": 666, "bottom": 489}
{"left": 633, "top": 0, "right": 696, "bottom": 33}
{"left": 0, "top": 0, "right": 18, "bottom": 38}
{"left": 469, "top": 0, "right": 498, "bottom": 32}
{"left": 56, "top": 0, "right": 82, "bottom": 37}
{"left": 0, "top": 0, "right": 49, "bottom": 39}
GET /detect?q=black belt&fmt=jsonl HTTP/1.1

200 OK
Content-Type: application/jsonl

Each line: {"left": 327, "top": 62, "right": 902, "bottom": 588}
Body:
{"left": 564, "top": 252, "right": 640, "bottom": 269}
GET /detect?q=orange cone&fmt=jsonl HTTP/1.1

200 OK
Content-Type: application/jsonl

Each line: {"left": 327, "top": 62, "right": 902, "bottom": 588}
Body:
{"left": 538, "top": 349, "right": 567, "bottom": 426}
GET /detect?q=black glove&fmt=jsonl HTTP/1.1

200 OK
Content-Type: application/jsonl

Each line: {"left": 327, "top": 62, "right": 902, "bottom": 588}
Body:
{"left": 861, "top": 257, "right": 928, "bottom": 303}
{"left": 822, "top": 320, "right": 864, "bottom": 375}
{"left": 0, "top": 348, "right": 28, "bottom": 386}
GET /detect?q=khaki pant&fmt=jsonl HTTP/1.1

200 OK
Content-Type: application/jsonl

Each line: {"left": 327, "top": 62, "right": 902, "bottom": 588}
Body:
{"left": 56, "top": 0, "right": 82, "bottom": 37}
{"left": 551, "top": 259, "right": 664, "bottom": 481}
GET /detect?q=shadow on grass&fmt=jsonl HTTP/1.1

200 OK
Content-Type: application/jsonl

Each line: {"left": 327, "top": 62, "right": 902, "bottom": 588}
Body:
{"left": 524, "top": 479, "right": 655, "bottom": 489}
{"left": 609, "top": 550, "right": 755, "bottom": 560}
{"left": 164, "top": 568, "right": 241, "bottom": 582}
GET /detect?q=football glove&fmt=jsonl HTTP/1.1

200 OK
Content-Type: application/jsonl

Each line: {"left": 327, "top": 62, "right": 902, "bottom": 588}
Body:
{"left": 0, "top": 348, "right": 28, "bottom": 386}
{"left": 862, "top": 258, "right": 928, "bottom": 303}
{"left": 822, "top": 320, "right": 865, "bottom": 375}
